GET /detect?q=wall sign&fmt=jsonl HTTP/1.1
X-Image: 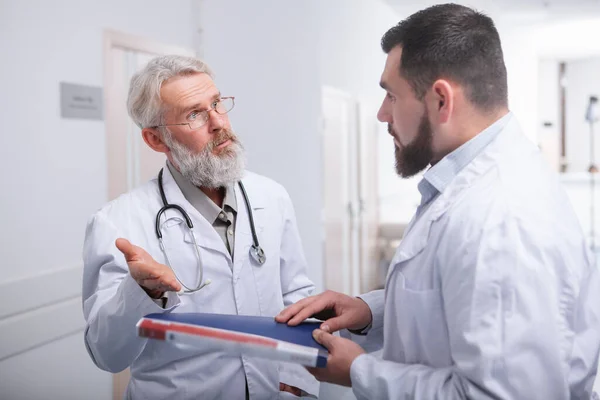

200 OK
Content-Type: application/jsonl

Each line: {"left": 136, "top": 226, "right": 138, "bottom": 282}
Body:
{"left": 60, "top": 82, "right": 103, "bottom": 120}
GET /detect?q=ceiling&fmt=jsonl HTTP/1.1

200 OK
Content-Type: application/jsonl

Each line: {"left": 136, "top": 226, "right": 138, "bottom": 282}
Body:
{"left": 383, "top": 0, "right": 600, "bottom": 23}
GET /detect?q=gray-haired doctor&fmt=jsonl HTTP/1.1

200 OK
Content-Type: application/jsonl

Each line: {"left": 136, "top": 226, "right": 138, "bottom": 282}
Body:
{"left": 82, "top": 55, "right": 318, "bottom": 399}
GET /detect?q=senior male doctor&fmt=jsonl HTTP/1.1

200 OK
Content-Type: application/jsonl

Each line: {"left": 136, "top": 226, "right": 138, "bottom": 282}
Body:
{"left": 278, "top": 4, "right": 600, "bottom": 399}
{"left": 82, "top": 55, "right": 318, "bottom": 399}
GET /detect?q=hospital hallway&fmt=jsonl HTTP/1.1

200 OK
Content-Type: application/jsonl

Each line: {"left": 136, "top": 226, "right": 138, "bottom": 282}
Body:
{"left": 2, "top": 0, "right": 600, "bottom": 398}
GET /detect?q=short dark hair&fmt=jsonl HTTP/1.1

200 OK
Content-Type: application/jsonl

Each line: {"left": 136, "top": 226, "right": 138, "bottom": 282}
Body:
{"left": 381, "top": 3, "right": 508, "bottom": 112}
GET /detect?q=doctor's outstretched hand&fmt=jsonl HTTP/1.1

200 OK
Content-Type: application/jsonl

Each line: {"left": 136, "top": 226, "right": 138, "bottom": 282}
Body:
{"left": 115, "top": 238, "right": 182, "bottom": 298}
{"left": 275, "top": 290, "right": 372, "bottom": 333}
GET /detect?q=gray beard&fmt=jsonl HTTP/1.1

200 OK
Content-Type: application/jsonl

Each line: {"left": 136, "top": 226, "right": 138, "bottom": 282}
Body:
{"left": 162, "top": 129, "right": 246, "bottom": 189}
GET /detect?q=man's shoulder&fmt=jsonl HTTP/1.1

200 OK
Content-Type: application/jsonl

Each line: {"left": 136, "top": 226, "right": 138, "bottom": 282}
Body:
{"left": 443, "top": 158, "right": 580, "bottom": 246}
{"left": 90, "top": 178, "right": 159, "bottom": 222}
{"left": 242, "top": 170, "right": 288, "bottom": 197}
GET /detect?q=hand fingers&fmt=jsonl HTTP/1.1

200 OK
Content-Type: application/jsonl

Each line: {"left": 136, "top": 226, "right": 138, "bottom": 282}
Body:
{"left": 287, "top": 296, "right": 334, "bottom": 326}
{"left": 130, "top": 263, "right": 161, "bottom": 280}
{"left": 275, "top": 296, "right": 318, "bottom": 323}
{"left": 278, "top": 294, "right": 335, "bottom": 326}
{"left": 116, "top": 239, "right": 182, "bottom": 293}
{"left": 115, "top": 238, "right": 136, "bottom": 261}
{"left": 139, "top": 277, "right": 181, "bottom": 292}
{"left": 320, "top": 315, "right": 353, "bottom": 333}
{"left": 312, "top": 328, "right": 336, "bottom": 350}
{"left": 279, "top": 383, "right": 301, "bottom": 396}
{"left": 305, "top": 366, "right": 324, "bottom": 381}
{"left": 133, "top": 264, "right": 181, "bottom": 292}
{"left": 311, "top": 308, "right": 337, "bottom": 321}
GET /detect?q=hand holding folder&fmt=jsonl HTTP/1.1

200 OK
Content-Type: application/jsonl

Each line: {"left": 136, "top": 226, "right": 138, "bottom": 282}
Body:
{"left": 137, "top": 312, "right": 328, "bottom": 367}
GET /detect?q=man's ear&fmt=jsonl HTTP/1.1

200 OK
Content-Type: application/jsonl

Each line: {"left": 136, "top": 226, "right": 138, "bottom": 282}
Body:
{"left": 427, "top": 79, "right": 454, "bottom": 124}
{"left": 141, "top": 128, "right": 169, "bottom": 154}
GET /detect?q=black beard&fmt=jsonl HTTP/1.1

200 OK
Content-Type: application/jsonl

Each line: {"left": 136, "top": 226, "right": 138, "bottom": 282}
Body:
{"left": 394, "top": 113, "right": 433, "bottom": 178}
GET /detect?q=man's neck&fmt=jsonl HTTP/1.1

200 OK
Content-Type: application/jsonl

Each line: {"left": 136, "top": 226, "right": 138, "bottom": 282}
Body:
{"left": 200, "top": 186, "right": 225, "bottom": 208}
{"left": 433, "top": 107, "right": 509, "bottom": 163}
{"left": 459, "top": 108, "right": 509, "bottom": 142}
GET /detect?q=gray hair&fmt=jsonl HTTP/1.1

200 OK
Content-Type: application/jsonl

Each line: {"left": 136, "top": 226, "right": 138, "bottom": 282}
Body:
{"left": 126, "top": 55, "right": 214, "bottom": 129}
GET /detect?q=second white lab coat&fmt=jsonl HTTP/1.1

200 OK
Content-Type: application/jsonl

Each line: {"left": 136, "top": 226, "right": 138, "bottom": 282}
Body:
{"left": 82, "top": 166, "right": 319, "bottom": 399}
{"left": 350, "top": 116, "right": 600, "bottom": 399}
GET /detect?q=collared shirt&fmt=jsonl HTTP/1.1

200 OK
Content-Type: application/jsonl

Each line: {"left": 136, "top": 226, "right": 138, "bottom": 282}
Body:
{"left": 166, "top": 161, "right": 237, "bottom": 257}
{"left": 415, "top": 112, "right": 513, "bottom": 217}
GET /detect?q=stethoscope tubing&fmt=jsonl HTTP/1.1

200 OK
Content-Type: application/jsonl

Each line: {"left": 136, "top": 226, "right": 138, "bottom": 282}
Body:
{"left": 155, "top": 168, "right": 265, "bottom": 293}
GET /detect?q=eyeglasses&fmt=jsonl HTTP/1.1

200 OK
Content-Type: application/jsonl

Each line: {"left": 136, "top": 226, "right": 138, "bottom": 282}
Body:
{"left": 150, "top": 96, "right": 235, "bottom": 130}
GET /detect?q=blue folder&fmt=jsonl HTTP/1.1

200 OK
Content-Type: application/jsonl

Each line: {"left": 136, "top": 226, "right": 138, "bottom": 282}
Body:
{"left": 140, "top": 312, "right": 328, "bottom": 367}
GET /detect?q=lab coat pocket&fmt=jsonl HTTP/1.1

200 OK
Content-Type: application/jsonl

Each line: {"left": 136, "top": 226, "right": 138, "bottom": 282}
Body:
{"left": 392, "top": 272, "right": 451, "bottom": 367}
{"left": 237, "top": 208, "right": 266, "bottom": 237}
{"left": 239, "top": 224, "right": 284, "bottom": 315}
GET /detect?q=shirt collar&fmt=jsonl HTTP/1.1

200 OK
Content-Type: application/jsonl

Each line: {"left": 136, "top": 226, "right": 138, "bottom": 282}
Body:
{"left": 422, "top": 111, "right": 513, "bottom": 198}
{"left": 166, "top": 161, "right": 237, "bottom": 224}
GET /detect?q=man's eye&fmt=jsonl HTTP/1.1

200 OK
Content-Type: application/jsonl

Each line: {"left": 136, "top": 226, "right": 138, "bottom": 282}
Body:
{"left": 188, "top": 111, "right": 200, "bottom": 120}
{"left": 211, "top": 100, "right": 220, "bottom": 108}
{"left": 386, "top": 93, "right": 396, "bottom": 102}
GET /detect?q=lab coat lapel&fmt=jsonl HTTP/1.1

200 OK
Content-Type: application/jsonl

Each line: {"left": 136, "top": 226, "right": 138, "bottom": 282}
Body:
{"left": 387, "top": 116, "right": 522, "bottom": 276}
{"left": 158, "top": 165, "right": 231, "bottom": 259}
{"left": 232, "top": 177, "right": 265, "bottom": 282}
{"left": 387, "top": 191, "right": 450, "bottom": 278}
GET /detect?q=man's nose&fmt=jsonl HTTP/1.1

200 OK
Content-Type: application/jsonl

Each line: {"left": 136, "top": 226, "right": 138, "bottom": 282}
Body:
{"left": 208, "top": 109, "right": 225, "bottom": 133}
{"left": 377, "top": 100, "right": 389, "bottom": 123}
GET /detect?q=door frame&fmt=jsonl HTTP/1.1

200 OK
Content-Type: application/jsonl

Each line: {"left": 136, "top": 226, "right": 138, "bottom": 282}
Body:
{"left": 320, "top": 86, "right": 360, "bottom": 295}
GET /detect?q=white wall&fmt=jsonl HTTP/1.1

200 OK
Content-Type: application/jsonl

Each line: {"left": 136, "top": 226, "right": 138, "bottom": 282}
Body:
{"left": 318, "top": 0, "right": 399, "bottom": 106}
{"left": 498, "top": 22, "right": 539, "bottom": 142}
{"left": 0, "top": 0, "right": 196, "bottom": 398}
{"left": 534, "top": 17, "right": 600, "bottom": 60}
{"left": 316, "top": 0, "right": 415, "bottom": 227}
{"left": 2, "top": 332, "right": 111, "bottom": 400}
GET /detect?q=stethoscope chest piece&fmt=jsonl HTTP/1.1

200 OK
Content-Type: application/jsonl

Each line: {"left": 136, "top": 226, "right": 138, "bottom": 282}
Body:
{"left": 250, "top": 245, "right": 266, "bottom": 265}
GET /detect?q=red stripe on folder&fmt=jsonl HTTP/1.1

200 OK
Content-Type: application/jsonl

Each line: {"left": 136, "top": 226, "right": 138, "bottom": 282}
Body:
{"left": 138, "top": 318, "right": 278, "bottom": 348}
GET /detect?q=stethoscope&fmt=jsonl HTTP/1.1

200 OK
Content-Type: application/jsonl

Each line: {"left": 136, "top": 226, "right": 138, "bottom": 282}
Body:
{"left": 155, "top": 168, "right": 266, "bottom": 294}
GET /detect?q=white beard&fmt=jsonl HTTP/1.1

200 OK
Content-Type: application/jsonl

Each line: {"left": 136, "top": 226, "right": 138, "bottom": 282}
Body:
{"left": 162, "top": 129, "right": 246, "bottom": 189}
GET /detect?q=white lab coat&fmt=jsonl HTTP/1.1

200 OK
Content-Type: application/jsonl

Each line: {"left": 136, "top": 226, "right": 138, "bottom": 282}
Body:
{"left": 350, "top": 116, "right": 600, "bottom": 399}
{"left": 82, "top": 166, "right": 319, "bottom": 400}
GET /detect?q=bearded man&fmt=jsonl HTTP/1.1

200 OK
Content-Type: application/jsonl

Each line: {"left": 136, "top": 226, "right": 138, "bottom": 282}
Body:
{"left": 276, "top": 4, "right": 600, "bottom": 400}
{"left": 82, "top": 55, "right": 319, "bottom": 400}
